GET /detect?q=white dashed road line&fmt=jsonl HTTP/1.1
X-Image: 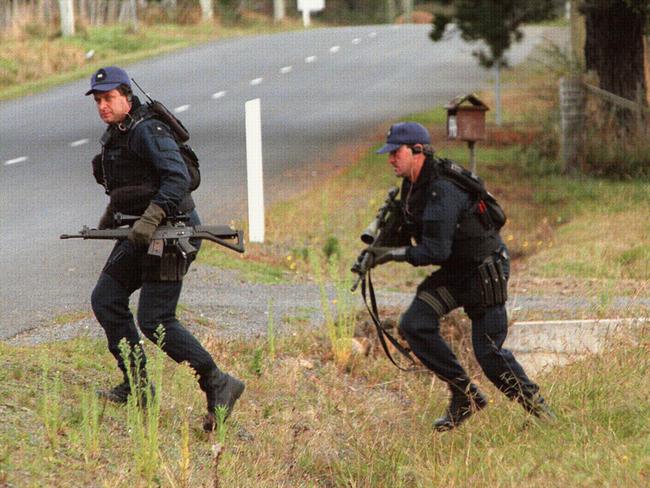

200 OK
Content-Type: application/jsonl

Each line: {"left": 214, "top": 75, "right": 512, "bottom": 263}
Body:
{"left": 250, "top": 77, "right": 263, "bottom": 86}
{"left": 69, "top": 139, "right": 89, "bottom": 147}
{"left": 329, "top": 45, "right": 340, "bottom": 53}
{"left": 351, "top": 38, "right": 361, "bottom": 44}
{"left": 211, "top": 91, "right": 227, "bottom": 99}
{"left": 174, "top": 105, "right": 190, "bottom": 113}
{"left": 280, "top": 66, "right": 293, "bottom": 74}
{"left": 305, "top": 55, "right": 317, "bottom": 63}
{"left": 368, "top": 32, "right": 377, "bottom": 38}
{"left": 4, "top": 156, "right": 28, "bottom": 166}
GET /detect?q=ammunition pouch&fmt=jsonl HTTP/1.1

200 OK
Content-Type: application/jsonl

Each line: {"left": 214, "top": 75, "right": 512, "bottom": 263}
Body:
{"left": 92, "top": 154, "right": 104, "bottom": 186}
{"left": 477, "top": 257, "right": 508, "bottom": 307}
{"left": 142, "top": 245, "right": 188, "bottom": 282}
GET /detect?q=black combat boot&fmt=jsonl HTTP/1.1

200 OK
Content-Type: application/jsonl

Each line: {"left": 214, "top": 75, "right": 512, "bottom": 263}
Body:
{"left": 201, "top": 371, "right": 245, "bottom": 432}
{"left": 434, "top": 383, "right": 488, "bottom": 432}
{"left": 97, "top": 381, "right": 131, "bottom": 404}
{"left": 519, "top": 393, "right": 557, "bottom": 422}
{"left": 97, "top": 377, "right": 155, "bottom": 408}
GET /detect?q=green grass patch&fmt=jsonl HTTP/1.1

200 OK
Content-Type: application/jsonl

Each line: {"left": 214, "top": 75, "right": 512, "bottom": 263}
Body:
{"left": 197, "top": 242, "right": 290, "bottom": 284}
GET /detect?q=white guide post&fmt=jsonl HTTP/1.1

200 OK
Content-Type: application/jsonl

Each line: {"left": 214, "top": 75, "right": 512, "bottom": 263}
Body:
{"left": 245, "top": 98, "right": 265, "bottom": 243}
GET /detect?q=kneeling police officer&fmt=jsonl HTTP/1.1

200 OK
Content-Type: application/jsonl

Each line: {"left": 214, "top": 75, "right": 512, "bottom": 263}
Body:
{"left": 368, "top": 122, "right": 555, "bottom": 431}
{"left": 86, "top": 66, "right": 243, "bottom": 431}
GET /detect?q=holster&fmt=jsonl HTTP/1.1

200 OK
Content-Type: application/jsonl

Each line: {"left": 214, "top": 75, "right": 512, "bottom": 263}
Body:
{"left": 477, "top": 256, "right": 508, "bottom": 307}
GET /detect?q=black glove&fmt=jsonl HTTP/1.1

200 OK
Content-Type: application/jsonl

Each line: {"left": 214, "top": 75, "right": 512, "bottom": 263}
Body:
{"left": 366, "top": 247, "right": 408, "bottom": 268}
{"left": 97, "top": 205, "right": 116, "bottom": 230}
{"left": 128, "top": 202, "right": 165, "bottom": 246}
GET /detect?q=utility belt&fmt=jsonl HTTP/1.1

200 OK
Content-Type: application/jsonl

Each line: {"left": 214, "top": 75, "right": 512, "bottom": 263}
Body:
{"left": 416, "top": 251, "right": 508, "bottom": 318}
{"left": 108, "top": 184, "right": 195, "bottom": 216}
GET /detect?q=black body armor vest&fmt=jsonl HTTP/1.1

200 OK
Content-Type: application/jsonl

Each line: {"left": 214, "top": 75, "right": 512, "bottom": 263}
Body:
{"left": 98, "top": 102, "right": 194, "bottom": 215}
{"left": 402, "top": 157, "right": 500, "bottom": 266}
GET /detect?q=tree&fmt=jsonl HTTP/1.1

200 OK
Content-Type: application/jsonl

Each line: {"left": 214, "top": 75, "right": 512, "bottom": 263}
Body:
{"left": 429, "top": 1, "right": 557, "bottom": 68}
{"left": 581, "top": 0, "right": 648, "bottom": 104}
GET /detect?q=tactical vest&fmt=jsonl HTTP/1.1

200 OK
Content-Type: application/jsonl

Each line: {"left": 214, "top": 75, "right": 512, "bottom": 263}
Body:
{"left": 98, "top": 103, "right": 194, "bottom": 215}
{"left": 402, "top": 157, "right": 501, "bottom": 266}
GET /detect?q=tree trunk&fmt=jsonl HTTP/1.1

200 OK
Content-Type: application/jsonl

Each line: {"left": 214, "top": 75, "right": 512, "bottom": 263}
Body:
{"left": 583, "top": 1, "right": 646, "bottom": 131}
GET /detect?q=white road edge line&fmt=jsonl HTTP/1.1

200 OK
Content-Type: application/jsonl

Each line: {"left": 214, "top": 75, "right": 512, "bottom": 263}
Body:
{"left": 212, "top": 91, "right": 227, "bottom": 99}
{"left": 305, "top": 55, "right": 317, "bottom": 63}
{"left": 4, "top": 156, "right": 28, "bottom": 166}
{"left": 69, "top": 139, "right": 89, "bottom": 147}
{"left": 250, "top": 77, "right": 263, "bottom": 86}
{"left": 280, "top": 66, "right": 293, "bottom": 74}
{"left": 174, "top": 105, "right": 190, "bottom": 113}
{"left": 329, "top": 45, "right": 340, "bottom": 53}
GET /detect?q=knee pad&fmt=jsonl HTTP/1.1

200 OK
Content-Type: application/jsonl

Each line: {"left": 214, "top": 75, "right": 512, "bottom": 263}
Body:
{"left": 416, "top": 286, "right": 458, "bottom": 318}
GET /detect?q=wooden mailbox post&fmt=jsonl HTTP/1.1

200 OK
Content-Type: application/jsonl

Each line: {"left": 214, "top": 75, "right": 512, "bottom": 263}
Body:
{"left": 444, "top": 94, "right": 489, "bottom": 173}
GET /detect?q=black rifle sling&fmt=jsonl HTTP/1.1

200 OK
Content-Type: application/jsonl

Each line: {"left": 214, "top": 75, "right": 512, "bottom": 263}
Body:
{"left": 361, "top": 270, "right": 417, "bottom": 371}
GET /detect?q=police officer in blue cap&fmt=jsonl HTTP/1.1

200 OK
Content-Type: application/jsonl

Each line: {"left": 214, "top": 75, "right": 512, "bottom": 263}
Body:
{"left": 368, "top": 122, "right": 554, "bottom": 431}
{"left": 86, "top": 66, "right": 243, "bottom": 431}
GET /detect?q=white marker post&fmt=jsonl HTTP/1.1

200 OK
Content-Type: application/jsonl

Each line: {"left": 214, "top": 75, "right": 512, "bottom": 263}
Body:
{"left": 245, "top": 98, "right": 265, "bottom": 243}
{"left": 297, "top": 0, "right": 325, "bottom": 27}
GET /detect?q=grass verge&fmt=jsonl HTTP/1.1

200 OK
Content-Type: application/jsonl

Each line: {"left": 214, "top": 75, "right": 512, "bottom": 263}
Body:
{"left": 0, "top": 325, "right": 648, "bottom": 486}
{"left": 0, "top": 18, "right": 304, "bottom": 101}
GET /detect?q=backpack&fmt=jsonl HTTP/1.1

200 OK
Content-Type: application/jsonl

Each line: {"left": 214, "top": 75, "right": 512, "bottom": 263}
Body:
{"left": 139, "top": 100, "right": 201, "bottom": 192}
{"left": 435, "top": 158, "right": 507, "bottom": 230}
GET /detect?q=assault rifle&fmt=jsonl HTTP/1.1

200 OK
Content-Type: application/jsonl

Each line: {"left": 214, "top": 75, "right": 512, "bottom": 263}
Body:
{"left": 350, "top": 186, "right": 400, "bottom": 292}
{"left": 60, "top": 214, "right": 244, "bottom": 259}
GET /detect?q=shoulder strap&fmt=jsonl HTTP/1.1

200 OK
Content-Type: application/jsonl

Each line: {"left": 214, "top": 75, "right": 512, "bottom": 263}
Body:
{"left": 435, "top": 158, "right": 487, "bottom": 197}
{"left": 361, "top": 270, "right": 418, "bottom": 372}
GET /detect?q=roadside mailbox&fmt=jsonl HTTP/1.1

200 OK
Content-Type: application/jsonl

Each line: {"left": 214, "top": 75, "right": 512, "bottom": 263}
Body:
{"left": 444, "top": 94, "right": 489, "bottom": 172}
{"left": 444, "top": 94, "right": 489, "bottom": 141}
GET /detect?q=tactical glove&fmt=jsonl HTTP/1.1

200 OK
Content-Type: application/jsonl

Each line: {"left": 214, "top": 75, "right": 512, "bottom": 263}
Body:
{"left": 128, "top": 202, "right": 165, "bottom": 247}
{"left": 367, "top": 247, "right": 408, "bottom": 268}
{"left": 97, "top": 205, "right": 116, "bottom": 230}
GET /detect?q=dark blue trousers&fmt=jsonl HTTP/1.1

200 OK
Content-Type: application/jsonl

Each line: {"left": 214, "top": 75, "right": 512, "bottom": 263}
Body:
{"left": 91, "top": 210, "right": 217, "bottom": 386}
{"left": 399, "top": 299, "right": 538, "bottom": 400}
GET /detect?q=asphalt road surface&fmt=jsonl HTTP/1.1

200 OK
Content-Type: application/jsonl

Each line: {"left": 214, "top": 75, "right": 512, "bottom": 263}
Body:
{"left": 0, "top": 24, "right": 552, "bottom": 339}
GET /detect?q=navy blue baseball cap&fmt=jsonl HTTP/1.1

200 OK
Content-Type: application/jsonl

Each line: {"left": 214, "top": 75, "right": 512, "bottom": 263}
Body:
{"left": 85, "top": 66, "right": 131, "bottom": 95}
{"left": 376, "top": 122, "right": 431, "bottom": 154}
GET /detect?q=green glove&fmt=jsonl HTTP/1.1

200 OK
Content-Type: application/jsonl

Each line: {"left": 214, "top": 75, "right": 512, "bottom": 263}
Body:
{"left": 367, "top": 247, "right": 408, "bottom": 268}
{"left": 98, "top": 205, "right": 116, "bottom": 230}
{"left": 128, "top": 202, "right": 165, "bottom": 247}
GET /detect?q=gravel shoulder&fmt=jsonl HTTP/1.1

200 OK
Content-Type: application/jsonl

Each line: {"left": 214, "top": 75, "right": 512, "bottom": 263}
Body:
{"left": 6, "top": 261, "right": 649, "bottom": 350}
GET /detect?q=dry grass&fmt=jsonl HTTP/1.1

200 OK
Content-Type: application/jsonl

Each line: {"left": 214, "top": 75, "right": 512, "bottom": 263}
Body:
{"left": 1, "top": 323, "right": 648, "bottom": 486}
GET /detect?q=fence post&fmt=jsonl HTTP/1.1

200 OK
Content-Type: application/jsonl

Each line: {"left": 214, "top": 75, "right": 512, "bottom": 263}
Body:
{"left": 559, "top": 76, "right": 586, "bottom": 173}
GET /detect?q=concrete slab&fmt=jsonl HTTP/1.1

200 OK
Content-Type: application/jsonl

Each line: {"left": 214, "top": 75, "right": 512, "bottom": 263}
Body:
{"left": 506, "top": 317, "right": 648, "bottom": 375}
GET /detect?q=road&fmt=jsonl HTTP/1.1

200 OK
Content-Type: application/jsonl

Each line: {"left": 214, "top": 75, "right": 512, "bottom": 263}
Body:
{"left": 0, "top": 24, "right": 553, "bottom": 339}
